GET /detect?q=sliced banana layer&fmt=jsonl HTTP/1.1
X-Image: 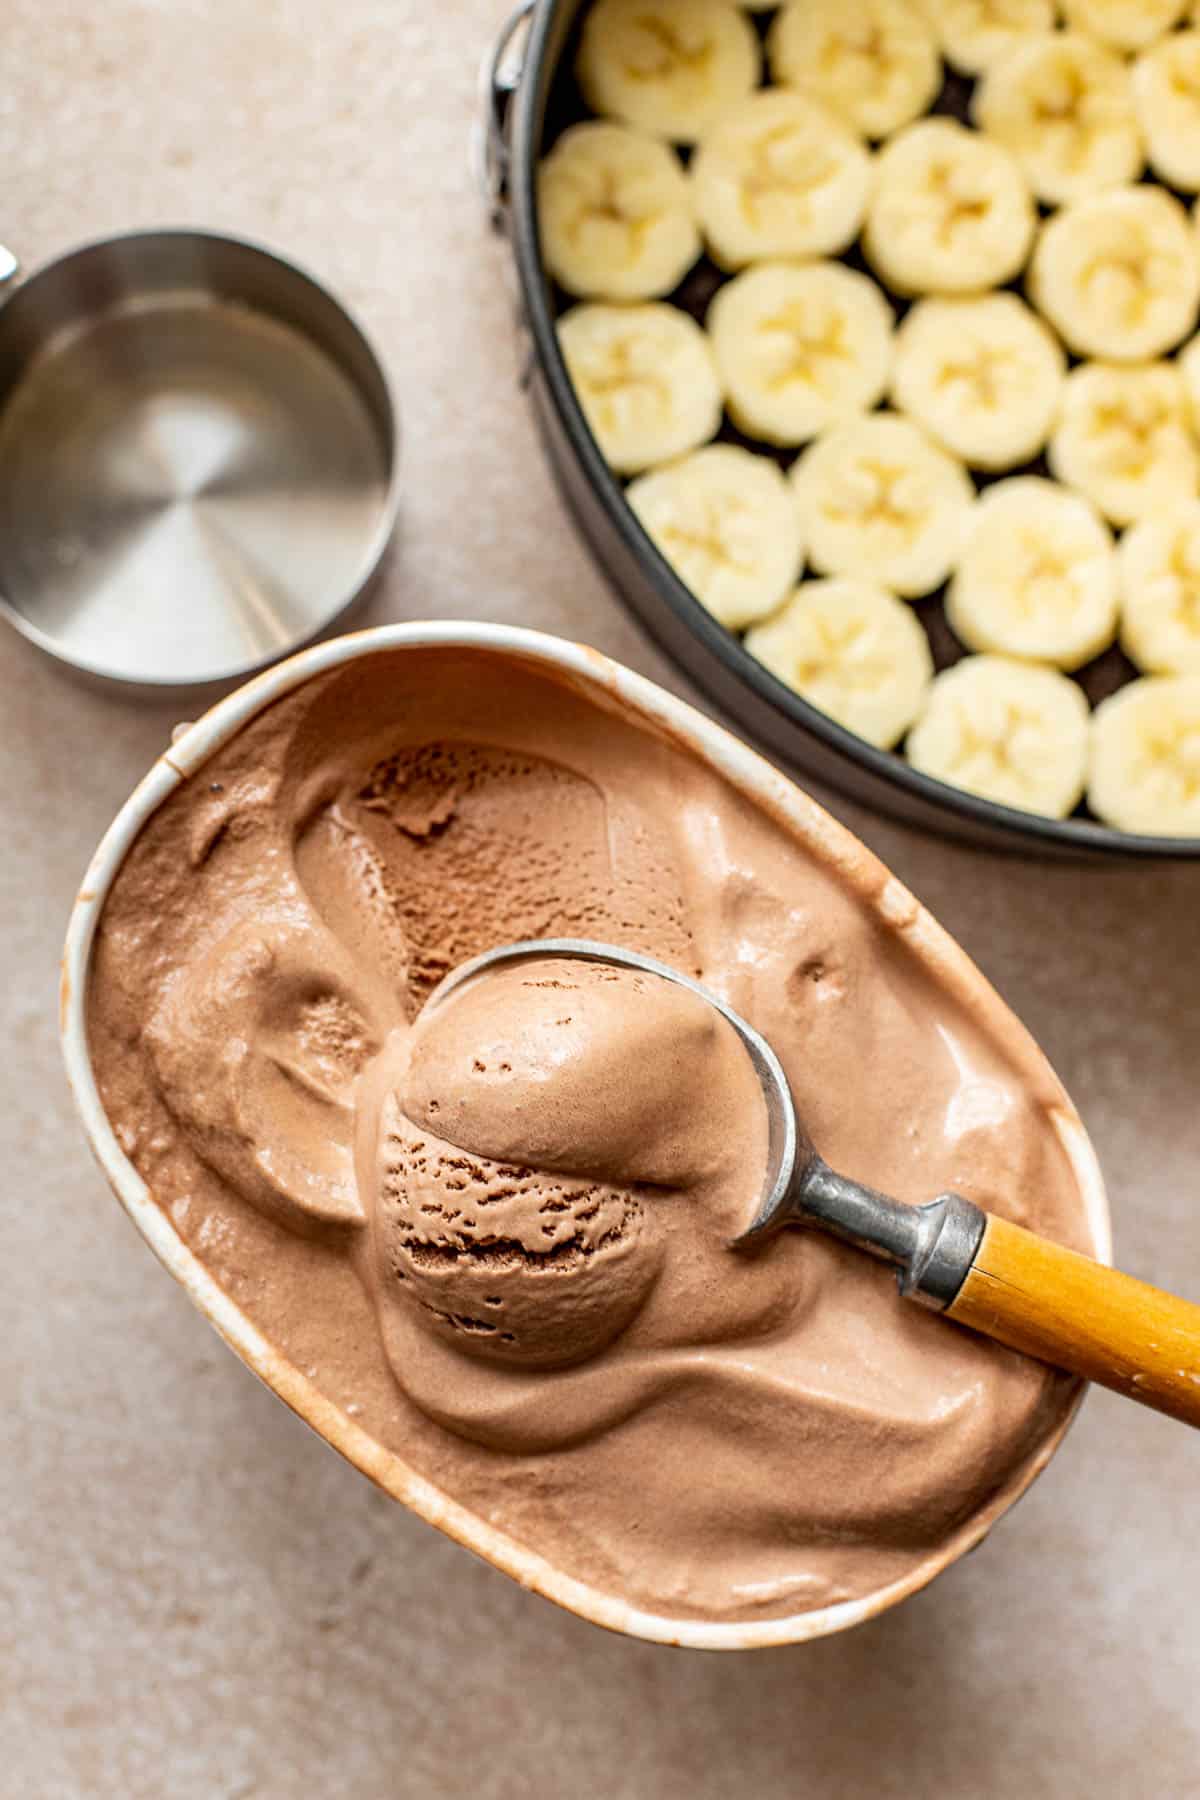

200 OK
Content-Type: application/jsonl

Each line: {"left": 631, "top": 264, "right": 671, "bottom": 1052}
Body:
{"left": 907, "top": 654, "right": 1090, "bottom": 819}
{"left": 947, "top": 476, "right": 1118, "bottom": 670}
{"left": 745, "top": 578, "right": 933, "bottom": 748}
{"left": 1060, "top": 0, "right": 1187, "bottom": 54}
{"left": 626, "top": 445, "right": 804, "bottom": 630}
{"left": 1048, "top": 361, "right": 1198, "bottom": 528}
{"left": 767, "top": 0, "right": 941, "bottom": 141}
{"left": 891, "top": 293, "right": 1064, "bottom": 472}
{"left": 707, "top": 262, "right": 894, "bottom": 448}
{"left": 972, "top": 34, "right": 1143, "bottom": 206}
{"left": 690, "top": 91, "right": 872, "bottom": 271}
{"left": 1029, "top": 187, "right": 1200, "bottom": 362}
{"left": 917, "top": 0, "right": 1057, "bottom": 77}
{"left": 538, "top": 123, "right": 700, "bottom": 302}
{"left": 1133, "top": 32, "right": 1200, "bottom": 195}
{"left": 1119, "top": 506, "right": 1200, "bottom": 675}
{"left": 577, "top": 0, "right": 760, "bottom": 145}
{"left": 790, "top": 414, "right": 975, "bottom": 598}
{"left": 557, "top": 302, "right": 722, "bottom": 476}
{"left": 863, "top": 119, "right": 1035, "bottom": 298}
{"left": 1088, "top": 676, "right": 1200, "bottom": 836}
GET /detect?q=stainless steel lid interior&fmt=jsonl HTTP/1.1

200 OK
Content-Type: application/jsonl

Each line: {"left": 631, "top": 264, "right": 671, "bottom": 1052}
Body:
{"left": 0, "top": 229, "right": 399, "bottom": 692}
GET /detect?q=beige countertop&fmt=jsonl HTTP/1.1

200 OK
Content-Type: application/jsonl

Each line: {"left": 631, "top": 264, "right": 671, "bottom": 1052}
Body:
{"left": 4, "top": 3, "right": 1199, "bottom": 1795}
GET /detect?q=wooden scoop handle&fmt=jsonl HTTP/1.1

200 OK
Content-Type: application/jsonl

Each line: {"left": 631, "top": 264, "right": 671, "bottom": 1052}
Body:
{"left": 947, "top": 1214, "right": 1200, "bottom": 1428}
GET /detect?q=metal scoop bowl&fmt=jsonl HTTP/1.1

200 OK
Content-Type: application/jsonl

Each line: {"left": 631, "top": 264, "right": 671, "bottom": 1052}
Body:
{"left": 431, "top": 938, "right": 1200, "bottom": 1430}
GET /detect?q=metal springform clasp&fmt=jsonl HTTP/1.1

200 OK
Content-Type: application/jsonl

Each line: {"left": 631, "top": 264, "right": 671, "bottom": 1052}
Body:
{"left": 472, "top": 0, "right": 536, "bottom": 232}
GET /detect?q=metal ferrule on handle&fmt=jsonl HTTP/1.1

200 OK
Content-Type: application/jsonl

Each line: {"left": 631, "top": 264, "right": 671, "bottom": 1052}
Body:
{"left": 797, "top": 1161, "right": 986, "bottom": 1311}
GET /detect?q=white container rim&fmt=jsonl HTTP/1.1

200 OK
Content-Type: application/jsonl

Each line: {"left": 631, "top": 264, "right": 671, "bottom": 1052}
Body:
{"left": 60, "top": 621, "right": 1112, "bottom": 1650}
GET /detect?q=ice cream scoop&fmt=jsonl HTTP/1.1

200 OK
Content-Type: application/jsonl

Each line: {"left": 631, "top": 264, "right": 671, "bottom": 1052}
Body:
{"left": 431, "top": 938, "right": 1200, "bottom": 1429}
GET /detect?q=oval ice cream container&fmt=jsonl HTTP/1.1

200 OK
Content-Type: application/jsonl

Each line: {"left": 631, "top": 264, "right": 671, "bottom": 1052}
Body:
{"left": 61, "top": 623, "right": 1111, "bottom": 1650}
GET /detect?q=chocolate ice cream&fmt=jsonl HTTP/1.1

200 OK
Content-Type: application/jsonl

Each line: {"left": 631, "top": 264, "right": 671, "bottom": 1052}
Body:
{"left": 86, "top": 644, "right": 1100, "bottom": 1624}
{"left": 365, "top": 958, "right": 766, "bottom": 1372}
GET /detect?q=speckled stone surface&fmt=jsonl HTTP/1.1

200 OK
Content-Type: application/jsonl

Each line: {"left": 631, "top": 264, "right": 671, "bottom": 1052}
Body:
{"left": 3, "top": 3, "right": 1199, "bottom": 1795}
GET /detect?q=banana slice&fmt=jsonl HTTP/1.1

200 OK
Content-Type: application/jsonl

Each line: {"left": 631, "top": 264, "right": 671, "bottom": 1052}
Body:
{"left": 626, "top": 445, "right": 804, "bottom": 629}
{"left": 1060, "top": 0, "right": 1186, "bottom": 54}
{"left": 690, "top": 91, "right": 873, "bottom": 271}
{"left": 916, "top": 0, "right": 1057, "bottom": 76}
{"left": 790, "top": 414, "right": 974, "bottom": 598}
{"left": 577, "top": 0, "right": 760, "bottom": 146}
{"left": 745, "top": 578, "right": 934, "bottom": 748}
{"left": 1047, "top": 361, "right": 1198, "bottom": 529}
{"left": 707, "top": 262, "right": 894, "bottom": 449}
{"left": 947, "top": 476, "right": 1118, "bottom": 670}
{"left": 1118, "top": 505, "right": 1200, "bottom": 675}
{"left": 538, "top": 123, "right": 699, "bottom": 303}
{"left": 1177, "top": 330, "right": 1200, "bottom": 435}
{"left": 972, "top": 34, "right": 1143, "bottom": 206}
{"left": 767, "top": 0, "right": 941, "bottom": 141}
{"left": 907, "top": 655, "right": 1090, "bottom": 819}
{"left": 891, "top": 293, "right": 1065, "bottom": 472}
{"left": 1088, "top": 675, "right": 1200, "bottom": 835}
{"left": 557, "top": 303, "right": 722, "bottom": 476}
{"left": 863, "top": 119, "right": 1035, "bottom": 298}
{"left": 1132, "top": 32, "right": 1200, "bottom": 195}
{"left": 1029, "top": 187, "right": 1200, "bottom": 362}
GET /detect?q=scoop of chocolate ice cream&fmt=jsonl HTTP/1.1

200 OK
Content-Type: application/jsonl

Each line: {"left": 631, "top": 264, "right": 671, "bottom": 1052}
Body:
{"left": 374, "top": 1102, "right": 656, "bottom": 1369}
{"left": 365, "top": 957, "right": 767, "bottom": 1369}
